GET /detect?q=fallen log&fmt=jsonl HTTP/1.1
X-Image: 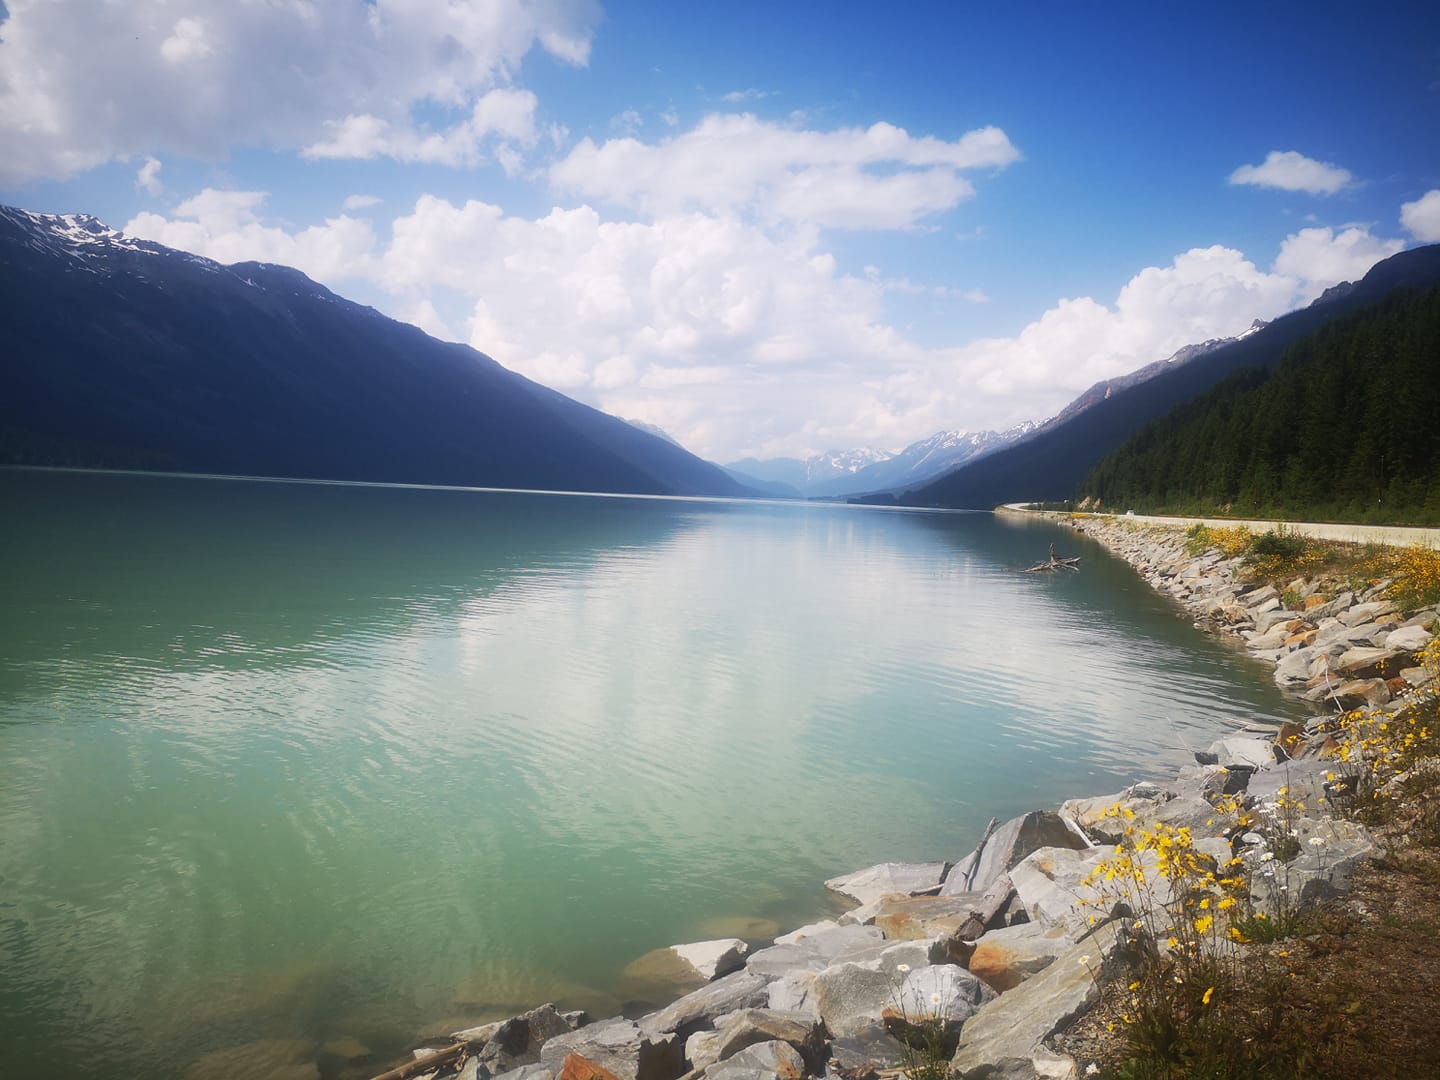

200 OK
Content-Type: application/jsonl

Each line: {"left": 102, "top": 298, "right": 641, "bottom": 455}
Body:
{"left": 1024, "top": 545, "right": 1081, "bottom": 573}
{"left": 367, "top": 1042, "right": 467, "bottom": 1080}
{"left": 1024, "top": 557, "right": 1080, "bottom": 572}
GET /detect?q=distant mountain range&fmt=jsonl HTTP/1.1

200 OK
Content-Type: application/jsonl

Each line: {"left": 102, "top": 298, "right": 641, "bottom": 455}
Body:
{"left": 725, "top": 327, "right": 1257, "bottom": 501}
{"left": 0, "top": 206, "right": 749, "bottom": 498}
{"left": 726, "top": 424, "right": 1043, "bottom": 499}
{"left": 723, "top": 447, "right": 895, "bottom": 498}
{"left": 897, "top": 244, "right": 1440, "bottom": 509}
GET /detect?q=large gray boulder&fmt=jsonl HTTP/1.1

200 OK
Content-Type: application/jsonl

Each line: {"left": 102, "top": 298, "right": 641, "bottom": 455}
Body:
{"left": 942, "top": 812, "right": 1090, "bottom": 897}
{"left": 704, "top": 1039, "right": 806, "bottom": 1080}
{"left": 1240, "top": 584, "right": 1278, "bottom": 607}
{"left": 1008, "top": 847, "right": 1163, "bottom": 938}
{"left": 639, "top": 971, "right": 770, "bottom": 1040}
{"left": 1385, "top": 624, "right": 1434, "bottom": 652}
{"left": 825, "top": 862, "right": 950, "bottom": 907}
{"left": 965, "top": 922, "right": 1074, "bottom": 993}
{"left": 1059, "top": 783, "right": 1167, "bottom": 837}
{"left": 745, "top": 925, "right": 885, "bottom": 979}
{"left": 1274, "top": 646, "right": 1319, "bottom": 685}
{"left": 1246, "top": 626, "right": 1294, "bottom": 651}
{"left": 1253, "top": 608, "right": 1302, "bottom": 636}
{"left": 1339, "top": 600, "right": 1398, "bottom": 626}
{"left": 1206, "top": 737, "right": 1275, "bottom": 770}
{"left": 1245, "top": 756, "right": 1335, "bottom": 807}
{"left": 950, "top": 923, "right": 1123, "bottom": 1080}
{"left": 451, "top": 1004, "right": 576, "bottom": 1073}
{"left": 813, "top": 960, "right": 991, "bottom": 1039}
{"left": 765, "top": 972, "right": 818, "bottom": 1020}
{"left": 826, "top": 1022, "right": 907, "bottom": 1079}
{"left": 1249, "top": 818, "right": 1374, "bottom": 912}
{"left": 538, "top": 1020, "right": 683, "bottom": 1080}
{"left": 683, "top": 1009, "right": 826, "bottom": 1074}
{"left": 672, "top": 940, "right": 749, "bottom": 981}
{"left": 1306, "top": 591, "right": 1354, "bottom": 621}
{"left": 810, "top": 962, "right": 895, "bottom": 1038}
{"left": 1314, "top": 621, "right": 1384, "bottom": 652}
{"left": 870, "top": 894, "right": 990, "bottom": 940}
{"left": 1336, "top": 646, "right": 1407, "bottom": 679}
{"left": 891, "top": 964, "right": 995, "bottom": 1025}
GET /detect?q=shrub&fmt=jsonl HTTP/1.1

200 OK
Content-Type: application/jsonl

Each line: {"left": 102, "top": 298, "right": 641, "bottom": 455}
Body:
{"left": 1366, "top": 545, "right": 1440, "bottom": 610}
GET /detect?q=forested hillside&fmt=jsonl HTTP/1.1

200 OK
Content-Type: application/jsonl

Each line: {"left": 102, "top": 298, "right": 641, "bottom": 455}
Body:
{"left": 899, "top": 244, "right": 1440, "bottom": 510}
{"left": 1078, "top": 287, "right": 1440, "bottom": 524}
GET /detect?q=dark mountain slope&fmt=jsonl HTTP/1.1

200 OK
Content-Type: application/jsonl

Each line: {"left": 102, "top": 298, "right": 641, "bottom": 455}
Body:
{"left": 0, "top": 207, "right": 747, "bottom": 497}
{"left": 902, "top": 244, "right": 1440, "bottom": 509}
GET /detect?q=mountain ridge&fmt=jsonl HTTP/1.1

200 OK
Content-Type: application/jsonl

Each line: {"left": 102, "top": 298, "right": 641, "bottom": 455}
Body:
{"left": 0, "top": 204, "right": 750, "bottom": 498}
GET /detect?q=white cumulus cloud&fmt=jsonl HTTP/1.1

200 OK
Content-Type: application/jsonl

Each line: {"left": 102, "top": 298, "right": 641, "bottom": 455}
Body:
{"left": 1400, "top": 189, "right": 1440, "bottom": 242}
{"left": 550, "top": 114, "right": 1021, "bottom": 229}
{"left": 135, "top": 156, "right": 164, "bottom": 196}
{"left": 0, "top": 0, "right": 598, "bottom": 184}
{"left": 302, "top": 89, "right": 539, "bottom": 166}
{"left": 1274, "top": 226, "right": 1403, "bottom": 299}
{"left": 159, "top": 17, "right": 216, "bottom": 64}
{"left": 1228, "top": 150, "right": 1354, "bottom": 195}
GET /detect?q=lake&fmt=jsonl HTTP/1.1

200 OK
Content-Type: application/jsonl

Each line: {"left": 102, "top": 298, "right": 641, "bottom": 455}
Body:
{"left": 0, "top": 469, "right": 1306, "bottom": 1079}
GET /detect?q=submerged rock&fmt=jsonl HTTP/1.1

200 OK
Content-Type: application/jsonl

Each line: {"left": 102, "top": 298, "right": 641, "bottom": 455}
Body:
{"left": 633, "top": 939, "right": 752, "bottom": 983}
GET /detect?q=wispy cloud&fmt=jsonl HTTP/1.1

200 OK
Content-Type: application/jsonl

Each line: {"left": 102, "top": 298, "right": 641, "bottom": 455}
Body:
{"left": 134, "top": 156, "right": 163, "bottom": 196}
{"left": 721, "top": 88, "right": 777, "bottom": 103}
{"left": 1229, "top": 150, "right": 1353, "bottom": 195}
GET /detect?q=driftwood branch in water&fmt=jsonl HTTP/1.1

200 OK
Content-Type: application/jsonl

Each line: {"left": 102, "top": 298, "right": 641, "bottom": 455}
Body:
{"left": 368, "top": 1043, "right": 467, "bottom": 1080}
{"left": 1024, "top": 543, "right": 1081, "bottom": 573}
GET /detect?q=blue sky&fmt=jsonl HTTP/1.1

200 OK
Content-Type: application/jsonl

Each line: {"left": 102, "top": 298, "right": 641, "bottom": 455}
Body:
{"left": 3, "top": 1, "right": 1438, "bottom": 462}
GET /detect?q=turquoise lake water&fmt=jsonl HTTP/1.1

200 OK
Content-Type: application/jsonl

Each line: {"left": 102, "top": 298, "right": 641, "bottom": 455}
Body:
{"left": 0, "top": 469, "right": 1307, "bottom": 1079}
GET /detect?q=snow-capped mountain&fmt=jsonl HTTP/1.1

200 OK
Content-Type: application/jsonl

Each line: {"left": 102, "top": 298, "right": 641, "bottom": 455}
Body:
{"left": 806, "top": 447, "right": 895, "bottom": 483}
{"left": 725, "top": 424, "right": 1038, "bottom": 499}
{"left": 723, "top": 447, "right": 892, "bottom": 494}
{"left": 802, "top": 423, "right": 1038, "bottom": 497}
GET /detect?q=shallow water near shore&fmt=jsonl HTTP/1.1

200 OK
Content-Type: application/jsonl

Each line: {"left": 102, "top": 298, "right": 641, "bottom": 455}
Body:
{"left": 0, "top": 469, "right": 1308, "bottom": 1079}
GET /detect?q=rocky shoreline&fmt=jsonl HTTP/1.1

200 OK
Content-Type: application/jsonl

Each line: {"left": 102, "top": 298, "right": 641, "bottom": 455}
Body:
{"left": 1068, "top": 516, "right": 1438, "bottom": 712}
{"left": 371, "top": 517, "right": 1438, "bottom": 1080}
